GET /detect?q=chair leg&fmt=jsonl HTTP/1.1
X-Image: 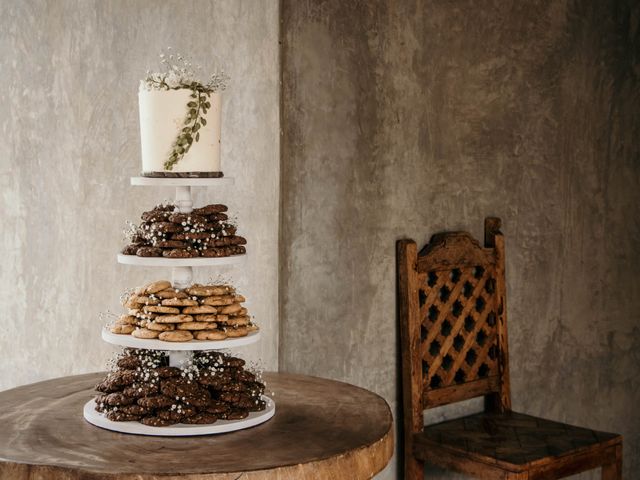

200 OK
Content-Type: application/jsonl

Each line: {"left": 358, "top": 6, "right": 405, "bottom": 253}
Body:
{"left": 601, "top": 444, "right": 622, "bottom": 480}
{"left": 405, "top": 454, "right": 424, "bottom": 480}
{"left": 601, "top": 461, "right": 622, "bottom": 480}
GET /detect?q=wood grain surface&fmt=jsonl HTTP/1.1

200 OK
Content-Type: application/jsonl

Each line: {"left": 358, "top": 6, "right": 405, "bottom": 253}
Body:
{"left": 0, "top": 372, "right": 393, "bottom": 479}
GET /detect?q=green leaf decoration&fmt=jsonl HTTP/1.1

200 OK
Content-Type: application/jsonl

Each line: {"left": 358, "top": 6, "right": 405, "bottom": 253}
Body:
{"left": 165, "top": 86, "right": 211, "bottom": 171}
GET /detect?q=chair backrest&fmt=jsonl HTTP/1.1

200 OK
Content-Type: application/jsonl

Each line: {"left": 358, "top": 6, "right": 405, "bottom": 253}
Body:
{"left": 398, "top": 218, "right": 511, "bottom": 433}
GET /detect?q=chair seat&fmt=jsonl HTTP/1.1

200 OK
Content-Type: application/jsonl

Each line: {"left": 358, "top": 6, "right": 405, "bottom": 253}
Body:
{"left": 414, "top": 411, "right": 621, "bottom": 472}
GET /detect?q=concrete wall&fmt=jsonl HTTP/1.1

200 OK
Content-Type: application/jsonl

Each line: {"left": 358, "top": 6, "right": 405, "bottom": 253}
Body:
{"left": 0, "top": 0, "right": 279, "bottom": 389}
{"left": 280, "top": 1, "right": 639, "bottom": 478}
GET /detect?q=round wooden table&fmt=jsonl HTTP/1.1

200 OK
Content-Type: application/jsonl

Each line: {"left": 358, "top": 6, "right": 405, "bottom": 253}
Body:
{"left": 0, "top": 372, "right": 393, "bottom": 479}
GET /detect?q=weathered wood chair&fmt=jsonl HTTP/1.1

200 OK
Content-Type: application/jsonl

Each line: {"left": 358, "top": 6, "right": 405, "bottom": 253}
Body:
{"left": 397, "top": 218, "right": 622, "bottom": 479}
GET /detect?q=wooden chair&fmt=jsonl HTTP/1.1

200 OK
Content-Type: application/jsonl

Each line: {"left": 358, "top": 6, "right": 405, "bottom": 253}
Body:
{"left": 397, "top": 218, "right": 622, "bottom": 479}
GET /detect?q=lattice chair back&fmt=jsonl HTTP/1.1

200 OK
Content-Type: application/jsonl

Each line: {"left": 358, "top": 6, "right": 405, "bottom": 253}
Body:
{"left": 398, "top": 218, "right": 511, "bottom": 422}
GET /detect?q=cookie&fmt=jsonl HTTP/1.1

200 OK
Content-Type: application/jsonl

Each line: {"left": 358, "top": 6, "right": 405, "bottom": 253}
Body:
{"left": 145, "top": 280, "right": 172, "bottom": 294}
{"left": 168, "top": 213, "right": 208, "bottom": 225}
{"left": 114, "top": 313, "right": 132, "bottom": 324}
{"left": 155, "top": 366, "right": 182, "bottom": 378}
{"left": 161, "top": 297, "right": 199, "bottom": 307}
{"left": 141, "top": 210, "right": 172, "bottom": 222}
{"left": 153, "top": 240, "right": 188, "bottom": 249}
{"left": 136, "top": 246, "right": 162, "bottom": 257}
{"left": 204, "top": 401, "right": 230, "bottom": 415}
{"left": 160, "top": 378, "right": 201, "bottom": 397}
{"left": 198, "top": 372, "right": 233, "bottom": 389}
{"left": 207, "top": 212, "right": 229, "bottom": 222}
{"left": 163, "top": 248, "right": 197, "bottom": 258}
{"left": 125, "top": 295, "right": 160, "bottom": 308}
{"left": 154, "top": 288, "right": 188, "bottom": 299}
{"left": 200, "top": 247, "right": 237, "bottom": 258}
{"left": 185, "top": 285, "right": 233, "bottom": 297}
{"left": 182, "top": 305, "right": 218, "bottom": 314}
{"left": 157, "top": 404, "right": 198, "bottom": 422}
{"left": 154, "top": 314, "right": 193, "bottom": 324}
{"left": 146, "top": 321, "right": 176, "bottom": 332}
{"left": 106, "top": 411, "right": 141, "bottom": 422}
{"left": 201, "top": 295, "right": 235, "bottom": 306}
{"left": 143, "top": 305, "right": 180, "bottom": 314}
{"left": 219, "top": 303, "right": 242, "bottom": 315}
{"left": 137, "top": 395, "right": 174, "bottom": 408}
{"left": 221, "top": 382, "right": 243, "bottom": 392}
{"left": 149, "top": 222, "right": 183, "bottom": 233}
{"left": 191, "top": 204, "right": 228, "bottom": 215}
{"left": 182, "top": 413, "right": 218, "bottom": 424}
{"left": 221, "top": 316, "right": 249, "bottom": 327}
{"left": 248, "top": 399, "right": 267, "bottom": 412}
{"left": 205, "top": 235, "right": 247, "bottom": 247}
{"left": 123, "top": 383, "right": 159, "bottom": 398}
{"left": 104, "top": 392, "right": 135, "bottom": 406}
{"left": 224, "top": 357, "right": 246, "bottom": 368}
{"left": 233, "top": 294, "right": 246, "bottom": 303}
{"left": 194, "top": 329, "right": 227, "bottom": 341}
{"left": 119, "top": 404, "right": 151, "bottom": 416}
{"left": 121, "top": 245, "right": 138, "bottom": 255}
{"left": 235, "top": 370, "right": 256, "bottom": 382}
{"left": 223, "top": 409, "right": 249, "bottom": 420}
{"left": 171, "top": 232, "right": 211, "bottom": 241}
{"left": 140, "top": 416, "right": 177, "bottom": 427}
{"left": 219, "top": 391, "right": 242, "bottom": 403}
{"left": 117, "top": 356, "right": 141, "bottom": 369}
{"left": 177, "top": 321, "right": 213, "bottom": 331}
{"left": 193, "top": 314, "right": 226, "bottom": 322}
{"left": 226, "top": 326, "right": 249, "bottom": 338}
{"left": 132, "top": 328, "right": 160, "bottom": 339}
{"left": 110, "top": 324, "right": 135, "bottom": 335}
{"left": 159, "top": 330, "right": 194, "bottom": 342}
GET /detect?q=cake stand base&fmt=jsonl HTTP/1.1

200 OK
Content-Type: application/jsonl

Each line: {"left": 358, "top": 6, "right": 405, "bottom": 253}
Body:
{"left": 83, "top": 396, "right": 275, "bottom": 436}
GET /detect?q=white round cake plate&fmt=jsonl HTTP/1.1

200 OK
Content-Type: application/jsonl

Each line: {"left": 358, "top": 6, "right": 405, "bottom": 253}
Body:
{"left": 131, "top": 176, "right": 235, "bottom": 187}
{"left": 117, "top": 253, "right": 246, "bottom": 268}
{"left": 102, "top": 328, "right": 261, "bottom": 351}
{"left": 83, "top": 396, "right": 275, "bottom": 436}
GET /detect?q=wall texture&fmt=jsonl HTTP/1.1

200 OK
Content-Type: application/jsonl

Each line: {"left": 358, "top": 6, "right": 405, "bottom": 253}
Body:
{"left": 0, "top": 0, "right": 279, "bottom": 389}
{"left": 280, "top": 1, "right": 639, "bottom": 479}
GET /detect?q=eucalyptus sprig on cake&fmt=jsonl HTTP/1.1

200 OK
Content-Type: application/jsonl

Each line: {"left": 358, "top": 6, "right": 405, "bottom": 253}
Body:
{"left": 139, "top": 50, "right": 229, "bottom": 176}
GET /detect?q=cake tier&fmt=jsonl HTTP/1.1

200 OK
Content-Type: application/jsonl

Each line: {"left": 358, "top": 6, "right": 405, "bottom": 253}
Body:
{"left": 89, "top": 350, "right": 271, "bottom": 433}
{"left": 108, "top": 281, "right": 258, "bottom": 344}
{"left": 102, "top": 328, "right": 261, "bottom": 351}
{"left": 139, "top": 88, "right": 222, "bottom": 174}
{"left": 83, "top": 396, "right": 274, "bottom": 436}
{"left": 120, "top": 203, "right": 247, "bottom": 260}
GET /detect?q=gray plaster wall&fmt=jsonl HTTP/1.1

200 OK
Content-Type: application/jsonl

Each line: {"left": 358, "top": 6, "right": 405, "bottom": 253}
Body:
{"left": 280, "top": 1, "right": 640, "bottom": 478}
{"left": 0, "top": 0, "right": 280, "bottom": 389}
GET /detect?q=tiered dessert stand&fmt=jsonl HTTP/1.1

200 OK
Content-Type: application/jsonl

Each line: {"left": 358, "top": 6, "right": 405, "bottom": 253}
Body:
{"left": 83, "top": 176, "right": 275, "bottom": 436}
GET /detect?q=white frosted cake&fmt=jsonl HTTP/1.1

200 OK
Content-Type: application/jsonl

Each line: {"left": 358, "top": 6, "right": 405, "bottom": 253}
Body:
{"left": 139, "top": 88, "right": 222, "bottom": 176}
{"left": 138, "top": 53, "right": 228, "bottom": 177}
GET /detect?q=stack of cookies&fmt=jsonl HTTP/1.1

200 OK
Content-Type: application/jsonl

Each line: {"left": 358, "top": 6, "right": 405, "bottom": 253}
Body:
{"left": 95, "top": 349, "right": 266, "bottom": 426}
{"left": 121, "top": 203, "right": 247, "bottom": 258}
{"left": 110, "top": 280, "right": 258, "bottom": 342}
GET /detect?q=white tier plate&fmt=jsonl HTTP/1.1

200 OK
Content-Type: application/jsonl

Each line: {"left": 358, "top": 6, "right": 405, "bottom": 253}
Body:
{"left": 102, "top": 328, "right": 261, "bottom": 351}
{"left": 83, "top": 396, "right": 275, "bottom": 436}
{"left": 131, "top": 176, "right": 234, "bottom": 187}
{"left": 117, "top": 253, "right": 245, "bottom": 267}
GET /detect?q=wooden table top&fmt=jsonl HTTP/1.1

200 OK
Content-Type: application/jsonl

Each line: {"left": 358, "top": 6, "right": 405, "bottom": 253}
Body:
{"left": 0, "top": 372, "right": 393, "bottom": 480}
